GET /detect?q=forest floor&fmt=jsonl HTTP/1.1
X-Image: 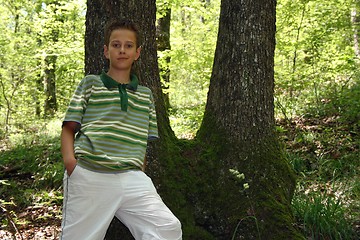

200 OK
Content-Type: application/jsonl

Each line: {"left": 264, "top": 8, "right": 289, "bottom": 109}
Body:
{"left": 0, "top": 205, "right": 61, "bottom": 239}
{"left": 0, "top": 116, "right": 359, "bottom": 239}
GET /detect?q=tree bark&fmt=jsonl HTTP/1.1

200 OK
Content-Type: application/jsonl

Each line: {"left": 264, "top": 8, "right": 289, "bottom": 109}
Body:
{"left": 43, "top": 1, "right": 61, "bottom": 117}
{"left": 44, "top": 55, "right": 57, "bottom": 116}
{"left": 195, "top": 0, "right": 303, "bottom": 239}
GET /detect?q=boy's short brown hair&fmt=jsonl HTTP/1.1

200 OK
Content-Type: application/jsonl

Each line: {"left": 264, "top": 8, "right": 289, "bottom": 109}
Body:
{"left": 104, "top": 19, "right": 141, "bottom": 48}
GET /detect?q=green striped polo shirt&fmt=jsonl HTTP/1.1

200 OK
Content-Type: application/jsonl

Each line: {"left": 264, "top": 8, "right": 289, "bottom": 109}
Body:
{"left": 63, "top": 73, "right": 159, "bottom": 172}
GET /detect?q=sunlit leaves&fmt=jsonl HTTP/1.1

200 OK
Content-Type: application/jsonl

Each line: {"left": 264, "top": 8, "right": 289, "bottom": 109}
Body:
{"left": 156, "top": 0, "right": 220, "bottom": 136}
{"left": 167, "top": 0, "right": 220, "bottom": 108}
{"left": 0, "top": 0, "right": 85, "bottom": 128}
{"left": 275, "top": 0, "right": 358, "bottom": 118}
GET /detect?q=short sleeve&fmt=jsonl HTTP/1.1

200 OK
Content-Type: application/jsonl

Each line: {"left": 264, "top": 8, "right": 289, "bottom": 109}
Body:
{"left": 148, "top": 91, "right": 159, "bottom": 140}
{"left": 63, "top": 77, "right": 93, "bottom": 125}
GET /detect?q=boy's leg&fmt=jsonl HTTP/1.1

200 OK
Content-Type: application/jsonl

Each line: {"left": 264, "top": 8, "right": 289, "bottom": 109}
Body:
{"left": 60, "top": 165, "right": 121, "bottom": 240}
{"left": 115, "top": 171, "right": 182, "bottom": 240}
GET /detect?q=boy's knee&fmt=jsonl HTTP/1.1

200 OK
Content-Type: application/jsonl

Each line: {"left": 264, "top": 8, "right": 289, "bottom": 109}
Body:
{"left": 156, "top": 217, "right": 182, "bottom": 240}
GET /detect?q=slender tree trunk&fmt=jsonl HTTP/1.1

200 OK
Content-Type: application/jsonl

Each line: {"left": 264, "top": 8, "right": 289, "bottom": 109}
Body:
{"left": 35, "top": 76, "right": 42, "bottom": 117}
{"left": 43, "top": 1, "right": 62, "bottom": 117}
{"left": 195, "top": 0, "right": 303, "bottom": 239}
{"left": 352, "top": 1, "right": 360, "bottom": 58}
{"left": 44, "top": 55, "right": 57, "bottom": 116}
{"left": 0, "top": 76, "right": 11, "bottom": 134}
{"left": 291, "top": 3, "right": 307, "bottom": 98}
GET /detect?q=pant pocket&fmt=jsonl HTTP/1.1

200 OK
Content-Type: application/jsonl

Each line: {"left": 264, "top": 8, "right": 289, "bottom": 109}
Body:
{"left": 67, "top": 164, "right": 79, "bottom": 178}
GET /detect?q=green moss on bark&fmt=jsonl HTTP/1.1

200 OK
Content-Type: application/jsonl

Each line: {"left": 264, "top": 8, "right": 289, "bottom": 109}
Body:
{"left": 144, "top": 111, "right": 304, "bottom": 239}
{"left": 193, "top": 113, "right": 304, "bottom": 239}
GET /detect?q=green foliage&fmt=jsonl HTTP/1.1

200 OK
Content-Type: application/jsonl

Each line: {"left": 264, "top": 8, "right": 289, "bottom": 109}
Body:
{"left": 158, "top": 0, "right": 220, "bottom": 137}
{"left": 292, "top": 190, "right": 356, "bottom": 239}
{"left": 281, "top": 115, "right": 360, "bottom": 239}
{"left": 169, "top": 103, "right": 205, "bottom": 139}
{"left": 0, "top": 119, "right": 63, "bottom": 208}
{"left": 325, "top": 82, "right": 360, "bottom": 125}
{"left": 275, "top": 0, "right": 359, "bottom": 119}
{"left": 0, "top": 0, "right": 85, "bottom": 132}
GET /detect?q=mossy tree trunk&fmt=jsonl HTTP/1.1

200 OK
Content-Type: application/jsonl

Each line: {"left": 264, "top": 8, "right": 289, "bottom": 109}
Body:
{"left": 195, "top": 0, "right": 304, "bottom": 239}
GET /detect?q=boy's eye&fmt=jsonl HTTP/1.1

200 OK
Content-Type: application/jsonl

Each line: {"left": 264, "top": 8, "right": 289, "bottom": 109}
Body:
{"left": 111, "top": 43, "right": 134, "bottom": 49}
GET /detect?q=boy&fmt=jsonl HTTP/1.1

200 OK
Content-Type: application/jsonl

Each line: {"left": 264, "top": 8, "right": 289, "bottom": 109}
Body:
{"left": 60, "top": 19, "right": 182, "bottom": 240}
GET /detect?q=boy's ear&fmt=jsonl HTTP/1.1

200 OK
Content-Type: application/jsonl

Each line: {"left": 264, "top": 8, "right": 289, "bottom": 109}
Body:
{"left": 104, "top": 45, "right": 109, "bottom": 59}
{"left": 135, "top": 46, "right": 142, "bottom": 61}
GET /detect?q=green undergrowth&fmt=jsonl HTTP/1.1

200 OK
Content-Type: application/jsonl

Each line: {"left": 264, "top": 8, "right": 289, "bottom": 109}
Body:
{"left": 169, "top": 103, "right": 205, "bottom": 139}
{"left": 0, "top": 119, "right": 63, "bottom": 230}
{"left": 278, "top": 115, "right": 360, "bottom": 239}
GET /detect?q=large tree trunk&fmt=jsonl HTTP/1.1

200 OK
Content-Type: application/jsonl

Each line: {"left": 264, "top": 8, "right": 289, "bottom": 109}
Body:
{"left": 195, "top": 0, "right": 303, "bottom": 239}
{"left": 85, "top": 0, "right": 174, "bottom": 239}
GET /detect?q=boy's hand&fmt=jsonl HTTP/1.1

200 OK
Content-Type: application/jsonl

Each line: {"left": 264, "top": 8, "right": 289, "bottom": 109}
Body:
{"left": 61, "top": 121, "right": 79, "bottom": 176}
{"left": 65, "top": 158, "right": 77, "bottom": 176}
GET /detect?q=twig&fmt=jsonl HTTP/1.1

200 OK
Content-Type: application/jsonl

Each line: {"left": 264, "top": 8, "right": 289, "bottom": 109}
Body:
{"left": 0, "top": 204, "right": 24, "bottom": 240}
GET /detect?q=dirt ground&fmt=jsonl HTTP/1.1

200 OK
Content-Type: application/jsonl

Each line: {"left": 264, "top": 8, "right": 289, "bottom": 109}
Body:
{"left": 0, "top": 204, "right": 61, "bottom": 240}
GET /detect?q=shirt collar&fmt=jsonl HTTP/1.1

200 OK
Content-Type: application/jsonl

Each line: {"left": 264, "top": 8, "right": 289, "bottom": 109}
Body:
{"left": 100, "top": 71, "right": 138, "bottom": 91}
{"left": 99, "top": 71, "right": 139, "bottom": 112}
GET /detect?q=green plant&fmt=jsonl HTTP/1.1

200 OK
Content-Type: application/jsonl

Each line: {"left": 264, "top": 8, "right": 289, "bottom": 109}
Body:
{"left": 169, "top": 103, "right": 205, "bottom": 138}
{"left": 292, "top": 190, "right": 355, "bottom": 239}
{"left": 287, "top": 152, "right": 307, "bottom": 175}
{"left": 232, "top": 216, "right": 260, "bottom": 240}
{"left": 0, "top": 119, "right": 63, "bottom": 208}
{"left": 228, "top": 169, "right": 260, "bottom": 239}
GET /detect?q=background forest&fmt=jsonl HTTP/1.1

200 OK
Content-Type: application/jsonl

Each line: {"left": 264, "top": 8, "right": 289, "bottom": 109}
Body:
{"left": 0, "top": 0, "right": 359, "bottom": 239}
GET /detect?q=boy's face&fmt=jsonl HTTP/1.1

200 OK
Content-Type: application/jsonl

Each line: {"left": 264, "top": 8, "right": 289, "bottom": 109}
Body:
{"left": 104, "top": 29, "right": 141, "bottom": 72}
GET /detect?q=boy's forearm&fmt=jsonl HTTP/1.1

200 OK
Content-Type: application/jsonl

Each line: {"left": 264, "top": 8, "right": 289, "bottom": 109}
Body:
{"left": 61, "top": 124, "right": 77, "bottom": 173}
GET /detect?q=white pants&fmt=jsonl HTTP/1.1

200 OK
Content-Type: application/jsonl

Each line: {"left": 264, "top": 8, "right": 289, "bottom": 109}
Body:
{"left": 60, "top": 165, "right": 182, "bottom": 240}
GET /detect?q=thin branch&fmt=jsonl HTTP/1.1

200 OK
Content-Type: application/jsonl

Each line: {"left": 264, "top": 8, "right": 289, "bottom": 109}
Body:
{"left": 0, "top": 204, "right": 24, "bottom": 240}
